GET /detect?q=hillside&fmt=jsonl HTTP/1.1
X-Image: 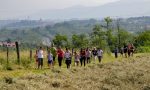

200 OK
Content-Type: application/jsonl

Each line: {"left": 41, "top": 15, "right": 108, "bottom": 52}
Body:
{"left": 0, "top": 20, "right": 55, "bottom": 29}
{"left": 0, "top": 17, "right": 150, "bottom": 44}
{"left": 29, "top": 0, "right": 150, "bottom": 20}
{"left": 0, "top": 54, "right": 150, "bottom": 90}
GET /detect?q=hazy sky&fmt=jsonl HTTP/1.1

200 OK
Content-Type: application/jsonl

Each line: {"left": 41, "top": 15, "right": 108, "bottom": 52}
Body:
{"left": 0, "top": 0, "right": 119, "bottom": 19}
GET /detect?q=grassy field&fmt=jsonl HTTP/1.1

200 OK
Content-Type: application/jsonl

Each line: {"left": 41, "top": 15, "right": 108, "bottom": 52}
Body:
{"left": 0, "top": 50, "right": 150, "bottom": 90}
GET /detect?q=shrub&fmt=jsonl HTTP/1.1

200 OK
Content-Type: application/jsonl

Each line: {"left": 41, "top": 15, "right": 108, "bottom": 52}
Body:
{"left": 136, "top": 46, "right": 150, "bottom": 53}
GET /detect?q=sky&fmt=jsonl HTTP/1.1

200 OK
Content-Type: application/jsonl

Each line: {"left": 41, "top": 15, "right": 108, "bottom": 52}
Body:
{"left": 0, "top": 0, "right": 119, "bottom": 19}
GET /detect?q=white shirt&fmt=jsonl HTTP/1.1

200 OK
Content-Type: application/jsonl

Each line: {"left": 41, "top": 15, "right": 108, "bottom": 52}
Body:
{"left": 38, "top": 50, "right": 44, "bottom": 58}
{"left": 65, "top": 52, "right": 71, "bottom": 59}
{"left": 86, "top": 51, "right": 91, "bottom": 57}
{"left": 97, "top": 50, "right": 103, "bottom": 56}
{"left": 74, "top": 54, "right": 80, "bottom": 61}
{"left": 48, "top": 53, "right": 53, "bottom": 61}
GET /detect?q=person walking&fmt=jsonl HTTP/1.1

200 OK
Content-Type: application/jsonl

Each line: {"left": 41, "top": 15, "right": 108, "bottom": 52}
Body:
{"left": 80, "top": 48, "right": 86, "bottom": 66}
{"left": 130, "top": 44, "right": 135, "bottom": 57}
{"left": 37, "top": 47, "right": 44, "bottom": 69}
{"left": 50, "top": 45, "right": 57, "bottom": 66}
{"left": 92, "top": 47, "right": 97, "bottom": 63}
{"left": 57, "top": 47, "right": 64, "bottom": 68}
{"left": 124, "top": 44, "right": 128, "bottom": 58}
{"left": 127, "top": 43, "right": 132, "bottom": 57}
{"left": 74, "top": 51, "right": 80, "bottom": 66}
{"left": 47, "top": 51, "right": 53, "bottom": 69}
{"left": 114, "top": 47, "right": 118, "bottom": 58}
{"left": 97, "top": 48, "right": 103, "bottom": 63}
{"left": 120, "top": 47, "right": 124, "bottom": 57}
{"left": 64, "top": 48, "right": 72, "bottom": 69}
{"left": 86, "top": 48, "right": 91, "bottom": 64}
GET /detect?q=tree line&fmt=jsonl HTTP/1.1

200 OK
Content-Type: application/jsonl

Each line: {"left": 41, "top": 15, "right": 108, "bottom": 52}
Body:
{"left": 52, "top": 17, "right": 150, "bottom": 53}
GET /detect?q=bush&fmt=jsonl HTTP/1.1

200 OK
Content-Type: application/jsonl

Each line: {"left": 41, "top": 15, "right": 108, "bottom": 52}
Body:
{"left": 136, "top": 46, "right": 150, "bottom": 53}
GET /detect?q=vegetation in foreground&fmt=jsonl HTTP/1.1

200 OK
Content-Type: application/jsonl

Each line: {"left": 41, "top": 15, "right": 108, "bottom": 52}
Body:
{"left": 0, "top": 53, "right": 150, "bottom": 90}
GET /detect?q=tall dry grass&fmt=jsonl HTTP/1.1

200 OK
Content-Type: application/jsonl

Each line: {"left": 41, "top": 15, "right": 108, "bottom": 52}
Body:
{"left": 0, "top": 51, "right": 149, "bottom": 90}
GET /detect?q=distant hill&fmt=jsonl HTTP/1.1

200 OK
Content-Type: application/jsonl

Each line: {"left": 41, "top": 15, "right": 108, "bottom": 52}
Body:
{"left": 0, "top": 16, "right": 150, "bottom": 44}
{"left": 29, "top": 0, "right": 150, "bottom": 20}
{"left": 0, "top": 20, "right": 55, "bottom": 29}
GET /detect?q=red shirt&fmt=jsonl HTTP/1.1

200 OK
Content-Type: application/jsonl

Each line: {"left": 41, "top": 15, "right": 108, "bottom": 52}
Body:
{"left": 80, "top": 50, "right": 86, "bottom": 57}
{"left": 57, "top": 49, "right": 64, "bottom": 57}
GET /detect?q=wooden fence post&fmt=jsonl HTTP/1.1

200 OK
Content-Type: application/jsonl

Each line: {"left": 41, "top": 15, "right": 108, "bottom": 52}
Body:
{"left": 15, "top": 42, "right": 20, "bottom": 64}
{"left": 6, "top": 46, "right": 9, "bottom": 64}
{"left": 47, "top": 46, "right": 49, "bottom": 52}
{"left": 30, "top": 49, "right": 32, "bottom": 60}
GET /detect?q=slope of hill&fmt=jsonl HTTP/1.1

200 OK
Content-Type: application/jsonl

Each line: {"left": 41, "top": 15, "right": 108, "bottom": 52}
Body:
{"left": 0, "top": 20, "right": 55, "bottom": 29}
{"left": 0, "top": 17, "right": 150, "bottom": 43}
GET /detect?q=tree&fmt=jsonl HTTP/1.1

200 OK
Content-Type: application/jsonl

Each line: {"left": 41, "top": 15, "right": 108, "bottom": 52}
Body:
{"left": 91, "top": 25, "right": 106, "bottom": 48}
{"left": 134, "top": 30, "right": 150, "bottom": 52}
{"left": 104, "top": 17, "right": 113, "bottom": 47}
{"left": 116, "top": 19, "right": 121, "bottom": 50}
{"left": 72, "top": 34, "right": 89, "bottom": 48}
{"left": 52, "top": 34, "right": 68, "bottom": 47}
{"left": 118, "top": 29, "right": 134, "bottom": 47}
{"left": 135, "top": 30, "right": 150, "bottom": 46}
{"left": 104, "top": 17, "right": 112, "bottom": 31}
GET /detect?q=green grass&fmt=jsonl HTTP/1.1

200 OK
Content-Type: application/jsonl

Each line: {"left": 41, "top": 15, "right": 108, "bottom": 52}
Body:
{"left": 0, "top": 52, "right": 148, "bottom": 79}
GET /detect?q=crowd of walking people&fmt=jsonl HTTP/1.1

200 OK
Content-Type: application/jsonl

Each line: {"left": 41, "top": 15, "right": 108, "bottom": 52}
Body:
{"left": 35, "top": 43, "right": 135, "bottom": 69}
{"left": 114, "top": 43, "right": 135, "bottom": 58}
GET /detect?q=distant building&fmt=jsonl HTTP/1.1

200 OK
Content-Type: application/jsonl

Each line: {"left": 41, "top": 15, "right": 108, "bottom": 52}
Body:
{"left": 0, "top": 42, "right": 16, "bottom": 47}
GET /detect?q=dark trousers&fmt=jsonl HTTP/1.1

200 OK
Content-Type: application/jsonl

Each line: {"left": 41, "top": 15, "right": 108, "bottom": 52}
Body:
{"left": 98, "top": 56, "right": 102, "bottom": 63}
{"left": 38, "top": 58, "right": 43, "bottom": 69}
{"left": 66, "top": 59, "right": 71, "bottom": 69}
{"left": 58, "top": 57, "right": 63, "bottom": 67}
{"left": 53, "top": 56, "right": 56, "bottom": 61}
{"left": 128, "top": 50, "right": 131, "bottom": 57}
{"left": 87, "top": 57, "right": 90, "bottom": 63}
{"left": 80, "top": 56, "right": 86, "bottom": 66}
{"left": 115, "top": 52, "right": 118, "bottom": 58}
